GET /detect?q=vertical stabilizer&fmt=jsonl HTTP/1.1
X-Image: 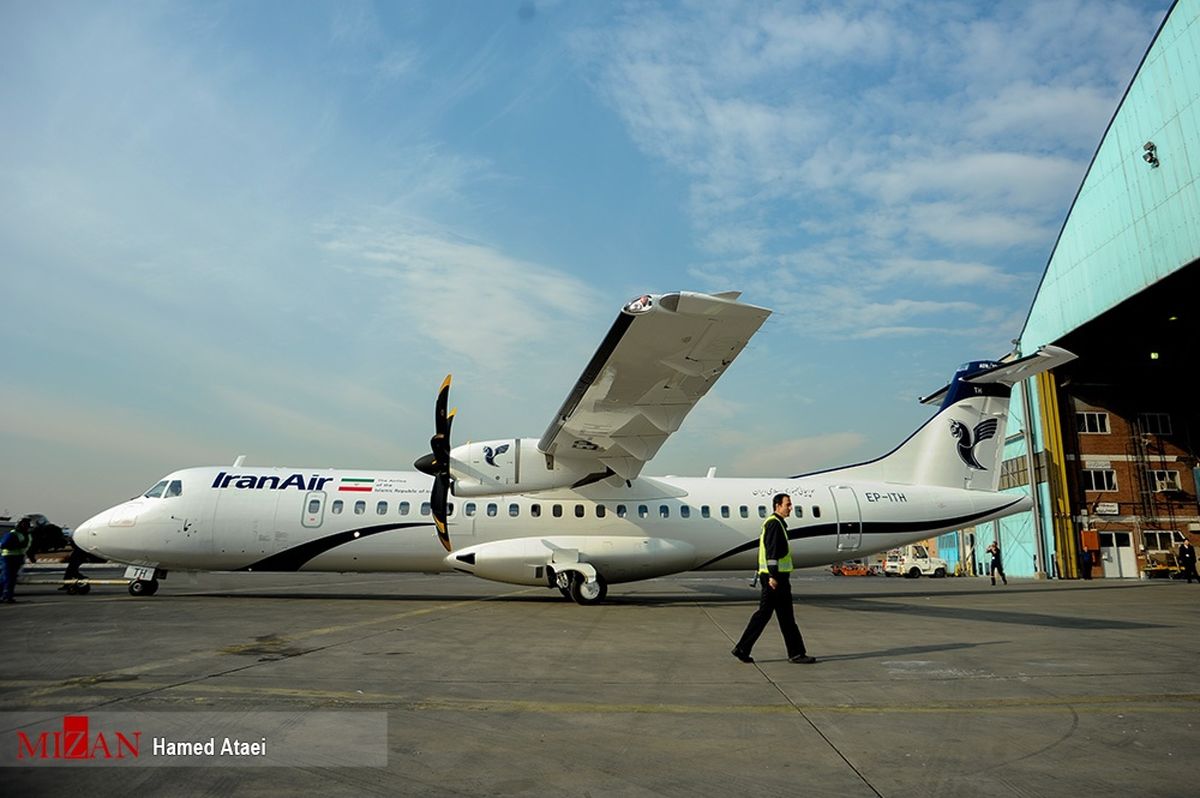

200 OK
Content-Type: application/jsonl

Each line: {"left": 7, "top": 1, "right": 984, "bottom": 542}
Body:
{"left": 831, "top": 346, "right": 1076, "bottom": 490}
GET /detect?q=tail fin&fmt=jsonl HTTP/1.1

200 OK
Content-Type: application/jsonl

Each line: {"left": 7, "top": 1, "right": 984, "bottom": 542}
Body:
{"left": 834, "top": 346, "right": 1076, "bottom": 490}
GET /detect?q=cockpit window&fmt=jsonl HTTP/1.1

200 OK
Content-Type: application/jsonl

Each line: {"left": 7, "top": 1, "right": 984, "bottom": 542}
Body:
{"left": 165, "top": 480, "right": 183, "bottom": 498}
{"left": 144, "top": 480, "right": 168, "bottom": 498}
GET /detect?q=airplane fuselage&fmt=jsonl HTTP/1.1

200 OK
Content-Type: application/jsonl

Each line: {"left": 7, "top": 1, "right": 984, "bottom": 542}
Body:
{"left": 77, "top": 465, "right": 1028, "bottom": 585}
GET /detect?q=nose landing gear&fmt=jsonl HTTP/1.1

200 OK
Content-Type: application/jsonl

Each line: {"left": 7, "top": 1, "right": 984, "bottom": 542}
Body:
{"left": 128, "top": 578, "right": 159, "bottom": 596}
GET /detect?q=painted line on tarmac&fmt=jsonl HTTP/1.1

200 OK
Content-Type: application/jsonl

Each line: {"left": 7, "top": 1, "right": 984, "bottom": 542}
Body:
{"left": 5, "top": 679, "right": 1198, "bottom": 715}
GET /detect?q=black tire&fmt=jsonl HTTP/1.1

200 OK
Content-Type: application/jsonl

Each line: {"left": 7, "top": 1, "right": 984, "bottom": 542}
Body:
{"left": 933, "top": 567, "right": 946, "bottom": 578}
{"left": 907, "top": 567, "right": 921, "bottom": 579}
{"left": 144, "top": 579, "right": 160, "bottom": 596}
{"left": 568, "top": 573, "right": 607, "bottom": 605}
{"left": 129, "top": 579, "right": 148, "bottom": 596}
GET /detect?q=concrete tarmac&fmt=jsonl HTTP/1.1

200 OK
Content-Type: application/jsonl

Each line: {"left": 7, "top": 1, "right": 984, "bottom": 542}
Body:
{"left": 2, "top": 568, "right": 1198, "bottom": 796}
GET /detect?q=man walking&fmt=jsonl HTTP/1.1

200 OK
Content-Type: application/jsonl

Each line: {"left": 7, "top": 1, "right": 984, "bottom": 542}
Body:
{"left": 988, "top": 541, "right": 1007, "bottom": 586}
{"left": 1178, "top": 539, "right": 1198, "bottom": 584}
{"left": 732, "top": 493, "right": 815, "bottom": 664}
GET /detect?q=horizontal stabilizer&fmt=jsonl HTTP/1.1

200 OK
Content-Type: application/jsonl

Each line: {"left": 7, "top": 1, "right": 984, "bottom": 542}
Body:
{"left": 920, "top": 345, "right": 1076, "bottom": 406}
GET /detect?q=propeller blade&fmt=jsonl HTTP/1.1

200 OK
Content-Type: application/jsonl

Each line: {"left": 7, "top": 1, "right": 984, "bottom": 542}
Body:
{"left": 431, "top": 472, "right": 452, "bottom": 552}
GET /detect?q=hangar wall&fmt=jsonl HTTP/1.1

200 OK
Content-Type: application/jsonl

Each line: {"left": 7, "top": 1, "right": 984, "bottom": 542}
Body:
{"left": 997, "top": 0, "right": 1199, "bottom": 578}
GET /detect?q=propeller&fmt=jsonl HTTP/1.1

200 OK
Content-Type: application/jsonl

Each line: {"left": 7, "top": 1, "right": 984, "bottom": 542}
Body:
{"left": 414, "top": 375, "right": 456, "bottom": 552}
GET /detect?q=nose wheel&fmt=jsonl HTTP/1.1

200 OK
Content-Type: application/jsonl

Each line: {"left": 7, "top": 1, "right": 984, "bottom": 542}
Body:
{"left": 129, "top": 579, "right": 159, "bottom": 596}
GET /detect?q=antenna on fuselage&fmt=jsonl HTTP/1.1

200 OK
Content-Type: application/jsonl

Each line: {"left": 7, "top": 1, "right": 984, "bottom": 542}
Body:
{"left": 233, "top": 455, "right": 246, "bottom": 467}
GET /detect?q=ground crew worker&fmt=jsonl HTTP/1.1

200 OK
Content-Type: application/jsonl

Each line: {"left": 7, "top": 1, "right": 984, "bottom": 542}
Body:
{"left": 0, "top": 517, "right": 32, "bottom": 604}
{"left": 732, "top": 493, "right": 816, "bottom": 664}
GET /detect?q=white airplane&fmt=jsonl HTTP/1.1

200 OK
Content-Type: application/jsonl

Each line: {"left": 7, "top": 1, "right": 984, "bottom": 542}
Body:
{"left": 74, "top": 291, "right": 1074, "bottom": 603}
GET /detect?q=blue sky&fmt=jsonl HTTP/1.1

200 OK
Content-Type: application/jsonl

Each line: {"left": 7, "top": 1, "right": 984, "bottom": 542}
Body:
{"left": 1, "top": 0, "right": 1171, "bottom": 526}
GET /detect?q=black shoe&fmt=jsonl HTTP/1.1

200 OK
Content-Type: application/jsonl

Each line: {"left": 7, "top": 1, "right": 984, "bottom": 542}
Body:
{"left": 731, "top": 647, "right": 754, "bottom": 663}
{"left": 788, "top": 654, "right": 817, "bottom": 664}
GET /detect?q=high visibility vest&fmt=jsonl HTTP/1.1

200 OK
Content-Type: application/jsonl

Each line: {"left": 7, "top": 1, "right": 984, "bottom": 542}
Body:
{"left": 1, "top": 530, "right": 30, "bottom": 557}
{"left": 757, "top": 515, "right": 794, "bottom": 574}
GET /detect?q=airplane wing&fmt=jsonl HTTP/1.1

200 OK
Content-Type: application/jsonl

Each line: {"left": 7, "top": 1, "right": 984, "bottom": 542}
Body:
{"left": 538, "top": 291, "right": 772, "bottom": 480}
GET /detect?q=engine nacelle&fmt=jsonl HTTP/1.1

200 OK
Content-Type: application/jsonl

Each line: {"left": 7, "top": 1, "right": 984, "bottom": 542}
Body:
{"left": 445, "top": 536, "right": 697, "bottom": 586}
{"left": 449, "top": 438, "right": 602, "bottom": 497}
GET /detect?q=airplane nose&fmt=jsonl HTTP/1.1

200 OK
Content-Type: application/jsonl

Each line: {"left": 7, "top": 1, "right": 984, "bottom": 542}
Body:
{"left": 73, "top": 510, "right": 109, "bottom": 557}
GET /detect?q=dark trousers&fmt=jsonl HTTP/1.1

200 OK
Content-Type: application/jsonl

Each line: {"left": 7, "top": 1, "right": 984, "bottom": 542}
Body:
{"left": 63, "top": 545, "right": 89, "bottom": 580}
{"left": 991, "top": 562, "right": 1006, "bottom": 585}
{"left": 1182, "top": 563, "right": 1198, "bottom": 583}
{"left": 736, "top": 574, "right": 806, "bottom": 658}
{"left": 1, "top": 556, "right": 23, "bottom": 600}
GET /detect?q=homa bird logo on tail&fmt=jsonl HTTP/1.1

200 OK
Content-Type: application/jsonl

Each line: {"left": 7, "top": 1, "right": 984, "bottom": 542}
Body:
{"left": 949, "top": 418, "right": 999, "bottom": 470}
{"left": 483, "top": 444, "right": 510, "bottom": 467}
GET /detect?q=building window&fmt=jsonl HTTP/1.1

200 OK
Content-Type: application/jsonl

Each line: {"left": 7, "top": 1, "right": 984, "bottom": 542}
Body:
{"left": 1144, "top": 530, "right": 1185, "bottom": 551}
{"left": 1081, "top": 469, "right": 1117, "bottom": 491}
{"left": 1076, "top": 412, "right": 1110, "bottom": 434}
{"left": 1147, "top": 469, "right": 1181, "bottom": 492}
{"left": 1139, "top": 412, "right": 1172, "bottom": 435}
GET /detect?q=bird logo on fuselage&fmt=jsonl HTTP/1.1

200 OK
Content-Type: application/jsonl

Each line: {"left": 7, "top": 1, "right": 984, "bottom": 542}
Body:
{"left": 483, "top": 444, "right": 510, "bottom": 467}
{"left": 949, "top": 418, "right": 998, "bottom": 470}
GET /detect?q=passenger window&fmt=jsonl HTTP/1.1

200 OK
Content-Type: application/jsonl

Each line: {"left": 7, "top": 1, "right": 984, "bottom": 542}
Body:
{"left": 616, "top": 504, "right": 627, "bottom": 518}
{"left": 720, "top": 506, "right": 730, "bottom": 518}
{"left": 596, "top": 505, "right": 606, "bottom": 518}
{"left": 420, "top": 502, "right": 431, "bottom": 516}
{"left": 398, "top": 501, "right": 410, "bottom": 515}
{"left": 812, "top": 506, "right": 821, "bottom": 518}
{"left": 638, "top": 505, "right": 649, "bottom": 519}
{"left": 487, "top": 503, "right": 498, "bottom": 517}
{"left": 701, "top": 506, "right": 711, "bottom": 519}
{"left": 739, "top": 506, "right": 749, "bottom": 518}
{"left": 553, "top": 504, "right": 563, "bottom": 518}
{"left": 659, "top": 505, "right": 670, "bottom": 519}
{"left": 465, "top": 502, "right": 476, "bottom": 517}
{"left": 680, "top": 506, "right": 690, "bottom": 519}
{"left": 143, "top": 480, "right": 168, "bottom": 499}
{"left": 308, "top": 499, "right": 320, "bottom": 514}
{"left": 354, "top": 500, "right": 366, "bottom": 515}
{"left": 509, "top": 503, "right": 519, "bottom": 517}
{"left": 793, "top": 506, "right": 803, "bottom": 518}
{"left": 531, "top": 504, "right": 541, "bottom": 518}
{"left": 376, "top": 501, "right": 387, "bottom": 515}
{"left": 165, "top": 480, "right": 183, "bottom": 498}
{"left": 332, "top": 500, "right": 343, "bottom": 514}
{"left": 575, "top": 504, "right": 585, "bottom": 518}
{"left": 758, "top": 506, "right": 767, "bottom": 518}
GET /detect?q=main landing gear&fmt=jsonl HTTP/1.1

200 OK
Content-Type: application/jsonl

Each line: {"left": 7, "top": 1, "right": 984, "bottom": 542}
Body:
{"left": 553, "top": 569, "right": 608, "bottom": 605}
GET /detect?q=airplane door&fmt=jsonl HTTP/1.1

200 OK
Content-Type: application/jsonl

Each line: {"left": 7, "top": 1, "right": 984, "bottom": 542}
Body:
{"left": 830, "top": 486, "right": 862, "bottom": 551}
{"left": 302, "top": 491, "right": 327, "bottom": 528}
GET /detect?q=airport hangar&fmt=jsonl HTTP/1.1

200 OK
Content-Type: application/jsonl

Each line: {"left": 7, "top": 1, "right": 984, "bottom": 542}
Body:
{"left": 933, "top": 0, "right": 1200, "bottom": 582}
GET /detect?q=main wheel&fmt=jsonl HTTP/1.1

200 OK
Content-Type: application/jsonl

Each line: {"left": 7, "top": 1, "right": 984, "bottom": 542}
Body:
{"left": 568, "top": 573, "right": 607, "bottom": 605}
